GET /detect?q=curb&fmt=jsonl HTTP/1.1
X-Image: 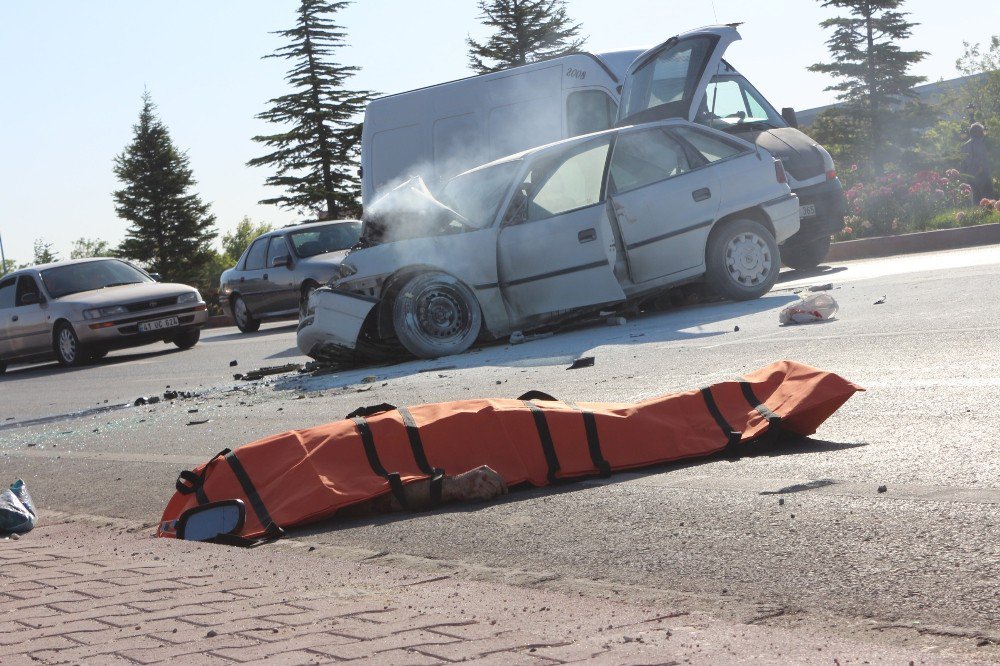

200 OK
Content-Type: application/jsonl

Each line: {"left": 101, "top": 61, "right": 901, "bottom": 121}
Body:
{"left": 827, "top": 222, "right": 1000, "bottom": 262}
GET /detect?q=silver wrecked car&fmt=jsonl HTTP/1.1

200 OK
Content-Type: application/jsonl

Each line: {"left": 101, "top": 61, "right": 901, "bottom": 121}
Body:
{"left": 299, "top": 119, "right": 799, "bottom": 361}
{"left": 0, "top": 258, "right": 208, "bottom": 373}
{"left": 219, "top": 220, "right": 362, "bottom": 332}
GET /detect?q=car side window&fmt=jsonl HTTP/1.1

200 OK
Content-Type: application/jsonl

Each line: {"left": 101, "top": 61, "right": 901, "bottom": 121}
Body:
{"left": 266, "top": 236, "right": 289, "bottom": 267}
{"left": 244, "top": 238, "right": 268, "bottom": 271}
{"left": 523, "top": 138, "right": 612, "bottom": 223}
{"left": 566, "top": 90, "right": 617, "bottom": 137}
{"left": 671, "top": 126, "right": 749, "bottom": 163}
{"left": 0, "top": 277, "right": 15, "bottom": 309}
{"left": 610, "top": 129, "right": 693, "bottom": 194}
{"left": 14, "top": 276, "right": 41, "bottom": 306}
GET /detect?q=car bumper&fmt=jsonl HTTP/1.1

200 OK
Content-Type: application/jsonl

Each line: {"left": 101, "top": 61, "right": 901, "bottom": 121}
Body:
{"left": 297, "top": 289, "right": 377, "bottom": 360}
{"left": 786, "top": 178, "right": 846, "bottom": 244}
{"left": 761, "top": 193, "right": 801, "bottom": 244}
{"left": 77, "top": 305, "right": 209, "bottom": 347}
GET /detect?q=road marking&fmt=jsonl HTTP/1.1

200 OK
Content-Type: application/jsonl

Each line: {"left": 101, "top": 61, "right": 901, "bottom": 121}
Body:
{"left": 699, "top": 324, "right": 1000, "bottom": 349}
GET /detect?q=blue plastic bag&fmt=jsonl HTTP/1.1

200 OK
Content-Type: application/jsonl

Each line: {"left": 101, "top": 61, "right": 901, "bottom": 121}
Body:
{"left": 0, "top": 479, "right": 37, "bottom": 534}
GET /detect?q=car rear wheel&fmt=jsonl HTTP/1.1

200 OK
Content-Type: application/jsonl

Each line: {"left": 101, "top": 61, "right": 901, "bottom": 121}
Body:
{"left": 705, "top": 218, "right": 779, "bottom": 301}
{"left": 392, "top": 272, "right": 482, "bottom": 359}
{"left": 782, "top": 235, "right": 831, "bottom": 270}
{"left": 174, "top": 329, "right": 201, "bottom": 349}
{"left": 54, "top": 322, "right": 89, "bottom": 367}
{"left": 299, "top": 281, "right": 319, "bottom": 319}
{"left": 233, "top": 295, "right": 260, "bottom": 333}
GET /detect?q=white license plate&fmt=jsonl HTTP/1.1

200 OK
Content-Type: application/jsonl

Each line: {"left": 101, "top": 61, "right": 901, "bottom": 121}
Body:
{"left": 138, "top": 316, "right": 180, "bottom": 333}
{"left": 799, "top": 204, "right": 817, "bottom": 218}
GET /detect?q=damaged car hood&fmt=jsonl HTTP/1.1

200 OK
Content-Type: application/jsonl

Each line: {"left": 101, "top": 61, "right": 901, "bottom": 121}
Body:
{"left": 358, "top": 177, "right": 473, "bottom": 247}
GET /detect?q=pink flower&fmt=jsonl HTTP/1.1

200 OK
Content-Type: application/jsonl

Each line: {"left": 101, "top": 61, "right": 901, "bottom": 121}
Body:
{"left": 945, "top": 168, "right": 960, "bottom": 178}
{"left": 982, "top": 198, "right": 995, "bottom": 207}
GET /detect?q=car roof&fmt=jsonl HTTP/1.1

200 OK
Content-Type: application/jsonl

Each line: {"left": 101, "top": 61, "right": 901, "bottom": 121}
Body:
{"left": 6, "top": 256, "right": 125, "bottom": 275}
{"left": 259, "top": 219, "right": 361, "bottom": 239}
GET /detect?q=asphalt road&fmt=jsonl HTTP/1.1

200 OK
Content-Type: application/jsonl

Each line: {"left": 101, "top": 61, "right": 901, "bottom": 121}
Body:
{"left": 2, "top": 245, "right": 999, "bottom": 657}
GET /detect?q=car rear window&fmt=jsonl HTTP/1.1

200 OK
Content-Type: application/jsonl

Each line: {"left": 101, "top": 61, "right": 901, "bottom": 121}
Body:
{"left": 610, "top": 128, "right": 692, "bottom": 194}
{"left": 288, "top": 223, "right": 362, "bottom": 258}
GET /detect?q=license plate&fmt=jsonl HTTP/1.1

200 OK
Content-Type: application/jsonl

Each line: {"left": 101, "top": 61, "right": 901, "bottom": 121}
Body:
{"left": 138, "top": 316, "right": 179, "bottom": 333}
{"left": 799, "top": 204, "right": 817, "bottom": 218}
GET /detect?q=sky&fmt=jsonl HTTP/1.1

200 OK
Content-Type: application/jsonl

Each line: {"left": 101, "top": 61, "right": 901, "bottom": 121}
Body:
{"left": 0, "top": 0, "right": 992, "bottom": 264}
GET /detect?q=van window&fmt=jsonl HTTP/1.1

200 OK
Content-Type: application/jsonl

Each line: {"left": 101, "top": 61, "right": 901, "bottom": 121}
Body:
{"left": 244, "top": 238, "right": 268, "bottom": 271}
{"left": 567, "top": 90, "right": 617, "bottom": 137}
{"left": 371, "top": 125, "right": 423, "bottom": 193}
{"left": 610, "top": 129, "right": 692, "bottom": 194}
{"left": 672, "top": 126, "right": 749, "bottom": 163}
{"left": 621, "top": 36, "right": 713, "bottom": 121}
{"left": 525, "top": 139, "right": 612, "bottom": 222}
{"left": 0, "top": 277, "right": 15, "bottom": 309}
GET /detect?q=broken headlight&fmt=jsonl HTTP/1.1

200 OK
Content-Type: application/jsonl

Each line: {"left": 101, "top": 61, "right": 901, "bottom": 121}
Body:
{"left": 339, "top": 261, "right": 358, "bottom": 278}
{"left": 337, "top": 274, "right": 387, "bottom": 298}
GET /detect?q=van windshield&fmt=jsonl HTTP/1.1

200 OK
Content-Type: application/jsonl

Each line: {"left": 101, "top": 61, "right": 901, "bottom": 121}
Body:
{"left": 697, "top": 75, "right": 787, "bottom": 131}
{"left": 438, "top": 161, "right": 521, "bottom": 229}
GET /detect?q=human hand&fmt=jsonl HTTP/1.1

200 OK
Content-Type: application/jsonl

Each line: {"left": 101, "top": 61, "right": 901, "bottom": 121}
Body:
{"left": 442, "top": 465, "right": 508, "bottom": 502}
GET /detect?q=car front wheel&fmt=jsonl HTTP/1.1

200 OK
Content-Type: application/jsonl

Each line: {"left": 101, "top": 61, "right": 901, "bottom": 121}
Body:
{"left": 174, "top": 329, "right": 201, "bottom": 349}
{"left": 54, "top": 322, "right": 89, "bottom": 367}
{"left": 392, "top": 272, "right": 482, "bottom": 359}
{"left": 705, "top": 218, "right": 780, "bottom": 301}
{"left": 233, "top": 295, "right": 260, "bottom": 333}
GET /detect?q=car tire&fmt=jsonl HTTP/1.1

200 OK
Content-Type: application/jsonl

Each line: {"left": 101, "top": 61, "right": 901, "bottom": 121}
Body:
{"left": 391, "top": 272, "right": 482, "bottom": 359}
{"left": 174, "top": 329, "right": 201, "bottom": 349}
{"left": 299, "top": 281, "right": 319, "bottom": 320}
{"left": 781, "top": 235, "right": 831, "bottom": 270}
{"left": 232, "top": 295, "right": 260, "bottom": 333}
{"left": 0, "top": 359, "right": 6, "bottom": 375}
{"left": 53, "top": 322, "right": 89, "bottom": 367}
{"left": 705, "top": 218, "right": 780, "bottom": 301}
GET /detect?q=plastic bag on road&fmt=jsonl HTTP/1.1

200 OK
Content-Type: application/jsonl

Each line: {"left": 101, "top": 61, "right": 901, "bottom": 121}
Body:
{"left": 0, "top": 479, "right": 38, "bottom": 534}
{"left": 779, "top": 293, "right": 839, "bottom": 325}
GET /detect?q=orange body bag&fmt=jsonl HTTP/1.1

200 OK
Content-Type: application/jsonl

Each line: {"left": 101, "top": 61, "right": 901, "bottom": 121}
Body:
{"left": 158, "top": 361, "right": 862, "bottom": 539}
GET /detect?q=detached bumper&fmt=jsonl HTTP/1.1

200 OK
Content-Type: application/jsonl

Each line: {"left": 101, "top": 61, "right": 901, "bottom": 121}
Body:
{"left": 297, "top": 288, "right": 377, "bottom": 360}
{"left": 761, "top": 193, "right": 800, "bottom": 244}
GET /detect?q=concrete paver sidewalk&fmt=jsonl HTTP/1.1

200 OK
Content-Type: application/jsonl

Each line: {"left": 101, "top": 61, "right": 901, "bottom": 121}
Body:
{"left": 0, "top": 521, "right": 967, "bottom": 665}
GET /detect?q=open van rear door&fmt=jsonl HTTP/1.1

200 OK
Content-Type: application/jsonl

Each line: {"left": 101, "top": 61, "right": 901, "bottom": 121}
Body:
{"left": 617, "top": 26, "right": 741, "bottom": 126}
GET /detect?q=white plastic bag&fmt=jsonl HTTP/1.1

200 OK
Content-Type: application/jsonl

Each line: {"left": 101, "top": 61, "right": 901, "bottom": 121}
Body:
{"left": 779, "top": 293, "right": 839, "bottom": 325}
{"left": 0, "top": 479, "right": 37, "bottom": 534}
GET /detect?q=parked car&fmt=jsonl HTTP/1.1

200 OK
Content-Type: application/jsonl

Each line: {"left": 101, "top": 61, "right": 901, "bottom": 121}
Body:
{"left": 361, "top": 25, "right": 844, "bottom": 270}
{"left": 0, "top": 258, "right": 208, "bottom": 373}
{"left": 298, "top": 118, "right": 798, "bottom": 361}
{"left": 218, "top": 220, "right": 362, "bottom": 333}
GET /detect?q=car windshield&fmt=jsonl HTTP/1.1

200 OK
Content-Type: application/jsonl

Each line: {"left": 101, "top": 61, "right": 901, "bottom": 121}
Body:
{"left": 288, "top": 222, "right": 362, "bottom": 258}
{"left": 438, "top": 161, "right": 521, "bottom": 229}
{"left": 40, "top": 259, "right": 152, "bottom": 298}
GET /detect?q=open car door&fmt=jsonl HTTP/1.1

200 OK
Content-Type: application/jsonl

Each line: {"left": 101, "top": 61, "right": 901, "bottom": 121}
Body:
{"left": 617, "top": 26, "right": 741, "bottom": 127}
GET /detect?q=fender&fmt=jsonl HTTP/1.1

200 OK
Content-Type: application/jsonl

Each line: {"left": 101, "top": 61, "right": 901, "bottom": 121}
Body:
{"left": 158, "top": 360, "right": 862, "bottom": 540}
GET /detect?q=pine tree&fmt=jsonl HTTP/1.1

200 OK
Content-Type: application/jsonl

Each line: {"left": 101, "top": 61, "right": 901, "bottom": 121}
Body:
{"left": 114, "top": 92, "right": 217, "bottom": 285}
{"left": 467, "top": 0, "right": 586, "bottom": 74}
{"left": 32, "top": 239, "right": 59, "bottom": 264}
{"left": 808, "top": 0, "right": 928, "bottom": 171}
{"left": 70, "top": 238, "right": 112, "bottom": 259}
{"left": 249, "top": 0, "right": 372, "bottom": 219}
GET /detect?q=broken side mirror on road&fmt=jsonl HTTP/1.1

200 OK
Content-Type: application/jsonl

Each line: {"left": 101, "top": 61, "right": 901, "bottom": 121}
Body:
{"left": 176, "top": 499, "right": 245, "bottom": 541}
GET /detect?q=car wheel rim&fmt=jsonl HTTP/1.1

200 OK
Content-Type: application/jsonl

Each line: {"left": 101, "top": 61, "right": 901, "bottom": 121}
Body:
{"left": 235, "top": 299, "right": 248, "bottom": 327}
{"left": 725, "top": 232, "right": 772, "bottom": 286}
{"left": 415, "top": 286, "right": 469, "bottom": 341}
{"left": 59, "top": 329, "right": 76, "bottom": 362}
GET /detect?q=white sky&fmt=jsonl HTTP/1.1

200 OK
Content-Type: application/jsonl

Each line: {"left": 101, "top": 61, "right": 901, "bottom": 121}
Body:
{"left": 0, "top": 0, "right": 991, "bottom": 263}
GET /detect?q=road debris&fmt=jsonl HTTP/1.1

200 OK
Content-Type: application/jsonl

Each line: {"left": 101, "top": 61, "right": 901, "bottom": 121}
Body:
{"left": 874, "top": 296, "right": 886, "bottom": 305}
{"left": 606, "top": 316, "right": 627, "bottom": 326}
{"left": 734, "top": 325, "right": 740, "bottom": 332}
{"left": 0, "top": 479, "right": 37, "bottom": 534}
{"left": 509, "top": 331, "right": 525, "bottom": 344}
{"left": 134, "top": 397, "right": 147, "bottom": 406}
{"left": 877, "top": 485, "right": 888, "bottom": 493}
{"left": 236, "top": 363, "right": 303, "bottom": 381}
{"left": 361, "top": 375, "right": 378, "bottom": 383}
{"left": 809, "top": 283, "right": 834, "bottom": 292}
{"left": 229, "top": 360, "right": 238, "bottom": 367}
{"left": 567, "top": 356, "right": 595, "bottom": 370}
{"left": 419, "top": 365, "right": 456, "bottom": 373}
{"left": 779, "top": 293, "right": 839, "bottom": 325}
{"left": 186, "top": 419, "right": 211, "bottom": 426}
{"left": 163, "top": 390, "right": 179, "bottom": 401}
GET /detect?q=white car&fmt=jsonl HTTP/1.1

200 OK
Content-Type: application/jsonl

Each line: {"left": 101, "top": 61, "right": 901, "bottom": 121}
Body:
{"left": 299, "top": 119, "right": 798, "bottom": 361}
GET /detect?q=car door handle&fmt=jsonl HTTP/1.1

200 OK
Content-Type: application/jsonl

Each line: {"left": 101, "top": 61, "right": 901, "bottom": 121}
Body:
{"left": 692, "top": 187, "right": 712, "bottom": 202}
{"left": 578, "top": 228, "right": 597, "bottom": 243}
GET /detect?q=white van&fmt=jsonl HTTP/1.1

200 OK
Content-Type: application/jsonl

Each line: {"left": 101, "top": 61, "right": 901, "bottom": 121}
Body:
{"left": 361, "top": 25, "right": 845, "bottom": 269}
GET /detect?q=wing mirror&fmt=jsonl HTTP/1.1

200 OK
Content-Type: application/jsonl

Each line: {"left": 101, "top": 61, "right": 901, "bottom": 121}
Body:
{"left": 176, "top": 499, "right": 246, "bottom": 541}
{"left": 20, "top": 293, "right": 43, "bottom": 306}
{"left": 781, "top": 107, "right": 799, "bottom": 129}
{"left": 271, "top": 255, "right": 291, "bottom": 268}
{"left": 149, "top": 273, "right": 163, "bottom": 282}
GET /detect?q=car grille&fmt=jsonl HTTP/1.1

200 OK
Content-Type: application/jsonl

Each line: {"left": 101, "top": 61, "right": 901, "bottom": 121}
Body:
{"left": 125, "top": 297, "right": 179, "bottom": 312}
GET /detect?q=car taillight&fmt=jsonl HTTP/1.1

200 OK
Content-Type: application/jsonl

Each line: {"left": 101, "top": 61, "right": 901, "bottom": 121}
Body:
{"left": 775, "top": 160, "right": 787, "bottom": 184}
{"left": 826, "top": 169, "right": 837, "bottom": 180}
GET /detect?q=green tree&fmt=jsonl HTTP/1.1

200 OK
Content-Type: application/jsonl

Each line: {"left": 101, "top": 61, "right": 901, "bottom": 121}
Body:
{"left": 33, "top": 239, "right": 59, "bottom": 264}
{"left": 114, "top": 92, "right": 217, "bottom": 285}
{"left": 249, "top": 0, "right": 373, "bottom": 220}
{"left": 809, "top": 0, "right": 928, "bottom": 172}
{"left": 467, "top": 0, "right": 586, "bottom": 74}
{"left": 221, "top": 216, "right": 275, "bottom": 263}
{"left": 69, "top": 237, "right": 112, "bottom": 259}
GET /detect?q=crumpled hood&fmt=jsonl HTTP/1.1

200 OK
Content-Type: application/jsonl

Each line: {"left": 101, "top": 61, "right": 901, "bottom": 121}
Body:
{"left": 359, "top": 177, "right": 470, "bottom": 246}
{"left": 744, "top": 128, "right": 827, "bottom": 182}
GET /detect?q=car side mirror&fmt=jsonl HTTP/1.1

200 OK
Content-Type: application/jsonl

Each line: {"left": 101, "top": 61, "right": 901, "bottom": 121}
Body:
{"left": 149, "top": 273, "right": 163, "bottom": 282}
{"left": 20, "top": 293, "right": 42, "bottom": 306}
{"left": 781, "top": 107, "right": 799, "bottom": 129}
{"left": 271, "top": 255, "right": 291, "bottom": 268}
{"left": 176, "top": 499, "right": 246, "bottom": 541}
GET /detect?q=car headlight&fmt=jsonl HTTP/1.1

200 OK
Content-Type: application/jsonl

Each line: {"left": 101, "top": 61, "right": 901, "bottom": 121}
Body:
{"left": 83, "top": 305, "right": 128, "bottom": 320}
{"left": 177, "top": 291, "right": 201, "bottom": 304}
{"left": 337, "top": 274, "right": 386, "bottom": 298}
{"left": 339, "top": 261, "right": 358, "bottom": 278}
